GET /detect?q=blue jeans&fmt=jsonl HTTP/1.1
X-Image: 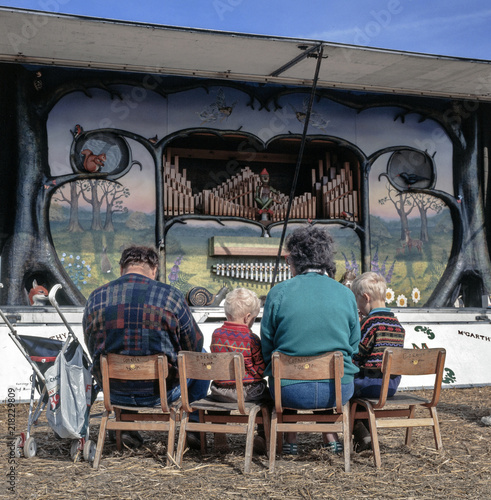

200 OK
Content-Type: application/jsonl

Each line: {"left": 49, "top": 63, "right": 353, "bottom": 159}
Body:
{"left": 111, "top": 378, "right": 210, "bottom": 422}
{"left": 270, "top": 381, "right": 354, "bottom": 409}
{"left": 353, "top": 374, "right": 401, "bottom": 399}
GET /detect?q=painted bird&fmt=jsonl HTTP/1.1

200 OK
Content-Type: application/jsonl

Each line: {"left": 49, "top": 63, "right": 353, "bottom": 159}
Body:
{"left": 396, "top": 172, "right": 430, "bottom": 185}
{"left": 71, "top": 124, "right": 84, "bottom": 138}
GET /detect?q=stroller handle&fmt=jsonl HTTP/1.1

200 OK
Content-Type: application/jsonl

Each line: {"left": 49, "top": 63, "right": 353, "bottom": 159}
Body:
{"left": 48, "top": 283, "right": 62, "bottom": 305}
{"left": 48, "top": 284, "right": 79, "bottom": 350}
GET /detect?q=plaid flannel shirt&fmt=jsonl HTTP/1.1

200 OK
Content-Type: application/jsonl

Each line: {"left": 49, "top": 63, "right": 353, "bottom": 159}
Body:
{"left": 83, "top": 273, "right": 203, "bottom": 400}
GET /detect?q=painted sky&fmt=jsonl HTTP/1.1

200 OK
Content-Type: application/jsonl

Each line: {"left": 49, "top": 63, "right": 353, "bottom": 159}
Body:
{"left": 1, "top": 0, "right": 491, "bottom": 60}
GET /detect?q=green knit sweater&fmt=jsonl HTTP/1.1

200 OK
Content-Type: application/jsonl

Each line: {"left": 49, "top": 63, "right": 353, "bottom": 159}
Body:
{"left": 261, "top": 272, "right": 360, "bottom": 386}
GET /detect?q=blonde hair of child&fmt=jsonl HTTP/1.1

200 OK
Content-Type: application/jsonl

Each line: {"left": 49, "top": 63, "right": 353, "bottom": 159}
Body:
{"left": 224, "top": 288, "right": 260, "bottom": 322}
{"left": 351, "top": 272, "right": 387, "bottom": 302}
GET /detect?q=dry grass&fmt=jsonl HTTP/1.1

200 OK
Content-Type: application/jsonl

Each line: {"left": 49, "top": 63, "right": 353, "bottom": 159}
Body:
{"left": 1, "top": 387, "right": 490, "bottom": 499}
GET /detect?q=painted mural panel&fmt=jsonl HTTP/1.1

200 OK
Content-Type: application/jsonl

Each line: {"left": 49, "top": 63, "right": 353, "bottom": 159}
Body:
{"left": 46, "top": 81, "right": 453, "bottom": 305}
{"left": 367, "top": 113, "right": 454, "bottom": 308}
{"left": 48, "top": 87, "right": 158, "bottom": 298}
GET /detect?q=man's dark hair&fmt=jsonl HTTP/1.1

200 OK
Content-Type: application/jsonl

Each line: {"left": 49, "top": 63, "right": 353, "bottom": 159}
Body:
{"left": 286, "top": 225, "right": 336, "bottom": 277}
{"left": 119, "top": 245, "right": 159, "bottom": 273}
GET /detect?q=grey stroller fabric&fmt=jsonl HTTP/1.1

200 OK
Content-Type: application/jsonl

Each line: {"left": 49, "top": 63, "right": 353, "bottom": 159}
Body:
{"left": 45, "top": 340, "right": 92, "bottom": 439}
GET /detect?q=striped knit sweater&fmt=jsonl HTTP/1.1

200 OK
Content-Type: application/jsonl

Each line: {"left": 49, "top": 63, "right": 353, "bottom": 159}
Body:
{"left": 210, "top": 322, "right": 266, "bottom": 387}
{"left": 353, "top": 308, "right": 405, "bottom": 369}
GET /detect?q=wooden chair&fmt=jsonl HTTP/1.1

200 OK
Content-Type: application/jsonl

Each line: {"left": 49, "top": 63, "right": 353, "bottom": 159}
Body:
{"left": 92, "top": 353, "right": 178, "bottom": 470}
{"left": 175, "top": 351, "right": 271, "bottom": 474}
{"left": 269, "top": 351, "right": 351, "bottom": 473}
{"left": 350, "top": 347, "right": 446, "bottom": 468}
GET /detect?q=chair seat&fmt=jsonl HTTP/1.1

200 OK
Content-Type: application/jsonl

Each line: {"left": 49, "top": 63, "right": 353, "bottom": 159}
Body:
{"left": 354, "top": 393, "right": 430, "bottom": 407}
{"left": 189, "top": 397, "right": 266, "bottom": 414}
{"left": 113, "top": 401, "right": 181, "bottom": 414}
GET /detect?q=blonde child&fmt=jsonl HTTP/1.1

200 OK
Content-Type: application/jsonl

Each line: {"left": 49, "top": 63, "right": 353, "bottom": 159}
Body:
{"left": 209, "top": 287, "right": 268, "bottom": 403}
{"left": 209, "top": 288, "right": 269, "bottom": 453}
{"left": 350, "top": 272, "right": 406, "bottom": 451}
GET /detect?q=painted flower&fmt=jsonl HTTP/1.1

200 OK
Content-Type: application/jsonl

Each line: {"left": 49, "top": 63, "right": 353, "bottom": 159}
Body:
{"left": 412, "top": 288, "right": 421, "bottom": 303}
{"left": 397, "top": 294, "right": 408, "bottom": 307}
{"left": 385, "top": 288, "right": 395, "bottom": 304}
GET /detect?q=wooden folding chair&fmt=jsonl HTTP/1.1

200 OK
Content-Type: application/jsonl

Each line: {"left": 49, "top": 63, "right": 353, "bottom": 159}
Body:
{"left": 92, "top": 353, "right": 178, "bottom": 470}
{"left": 175, "top": 351, "right": 271, "bottom": 474}
{"left": 269, "top": 351, "right": 351, "bottom": 473}
{"left": 350, "top": 347, "right": 446, "bottom": 468}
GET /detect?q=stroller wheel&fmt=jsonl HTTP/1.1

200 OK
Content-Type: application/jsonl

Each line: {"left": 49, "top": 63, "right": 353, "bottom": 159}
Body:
{"left": 14, "top": 436, "right": 23, "bottom": 458}
{"left": 83, "top": 439, "right": 96, "bottom": 463}
{"left": 23, "top": 437, "right": 37, "bottom": 459}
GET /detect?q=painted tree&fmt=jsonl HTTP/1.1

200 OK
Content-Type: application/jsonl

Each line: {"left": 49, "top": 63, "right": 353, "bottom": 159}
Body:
{"left": 81, "top": 179, "right": 105, "bottom": 231}
{"left": 1, "top": 67, "right": 87, "bottom": 304}
{"left": 51, "top": 180, "right": 84, "bottom": 232}
{"left": 1, "top": 67, "right": 146, "bottom": 305}
{"left": 411, "top": 192, "right": 444, "bottom": 242}
{"left": 101, "top": 181, "right": 130, "bottom": 232}
{"left": 378, "top": 183, "right": 416, "bottom": 240}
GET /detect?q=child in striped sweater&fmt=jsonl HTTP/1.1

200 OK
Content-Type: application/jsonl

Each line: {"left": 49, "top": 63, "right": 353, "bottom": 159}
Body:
{"left": 209, "top": 288, "right": 269, "bottom": 454}
{"left": 350, "top": 272, "right": 406, "bottom": 451}
{"left": 209, "top": 287, "right": 269, "bottom": 403}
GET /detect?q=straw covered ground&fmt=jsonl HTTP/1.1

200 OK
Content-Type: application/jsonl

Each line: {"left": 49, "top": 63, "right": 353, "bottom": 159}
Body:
{"left": 1, "top": 386, "right": 490, "bottom": 499}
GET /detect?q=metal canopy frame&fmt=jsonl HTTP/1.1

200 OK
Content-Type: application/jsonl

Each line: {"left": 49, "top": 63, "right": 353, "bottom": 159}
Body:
{"left": 1, "top": 7, "right": 491, "bottom": 101}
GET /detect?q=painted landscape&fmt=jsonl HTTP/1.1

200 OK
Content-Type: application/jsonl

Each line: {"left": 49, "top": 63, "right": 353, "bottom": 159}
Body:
{"left": 50, "top": 198, "right": 452, "bottom": 306}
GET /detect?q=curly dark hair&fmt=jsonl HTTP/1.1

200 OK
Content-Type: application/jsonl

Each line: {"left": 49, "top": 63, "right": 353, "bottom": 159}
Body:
{"left": 119, "top": 245, "right": 159, "bottom": 273}
{"left": 286, "top": 225, "right": 336, "bottom": 277}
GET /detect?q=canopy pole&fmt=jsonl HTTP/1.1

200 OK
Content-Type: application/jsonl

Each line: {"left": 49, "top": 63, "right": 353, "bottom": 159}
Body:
{"left": 271, "top": 45, "right": 324, "bottom": 288}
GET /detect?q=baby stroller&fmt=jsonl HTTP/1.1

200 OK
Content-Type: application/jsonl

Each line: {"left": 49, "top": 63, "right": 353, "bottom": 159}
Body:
{"left": 1, "top": 284, "right": 97, "bottom": 462}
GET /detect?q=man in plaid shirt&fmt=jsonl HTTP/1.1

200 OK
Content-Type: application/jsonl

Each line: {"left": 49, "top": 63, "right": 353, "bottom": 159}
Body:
{"left": 83, "top": 245, "right": 208, "bottom": 446}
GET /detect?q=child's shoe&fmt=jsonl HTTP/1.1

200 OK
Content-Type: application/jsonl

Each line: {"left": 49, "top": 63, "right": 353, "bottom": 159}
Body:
{"left": 282, "top": 442, "right": 298, "bottom": 455}
{"left": 322, "top": 441, "right": 344, "bottom": 454}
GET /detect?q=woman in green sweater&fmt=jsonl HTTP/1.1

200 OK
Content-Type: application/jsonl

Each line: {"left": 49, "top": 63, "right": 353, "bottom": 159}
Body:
{"left": 261, "top": 225, "right": 360, "bottom": 454}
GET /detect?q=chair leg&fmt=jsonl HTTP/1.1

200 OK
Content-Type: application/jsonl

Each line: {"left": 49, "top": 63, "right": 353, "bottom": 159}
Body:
{"left": 114, "top": 408, "right": 122, "bottom": 451}
{"left": 261, "top": 406, "right": 271, "bottom": 458}
{"left": 166, "top": 410, "right": 177, "bottom": 466}
{"left": 268, "top": 409, "right": 278, "bottom": 473}
{"left": 349, "top": 401, "right": 357, "bottom": 436}
{"left": 405, "top": 405, "right": 416, "bottom": 446}
{"left": 92, "top": 411, "right": 109, "bottom": 470}
{"left": 199, "top": 409, "right": 207, "bottom": 455}
{"left": 276, "top": 412, "right": 284, "bottom": 456}
{"left": 176, "top": 412, "right": 189, "bottom": 467}
{"left": 244, "top": 407, "right": 260, "bottom": 474}
{"left": 430, "top": 407, "right": 443, "bottom": 450}
{"left": 365, "top": 404, "right": 382, "bottom": 468}
{"left": 342, "top": 402, "right": 351, "bottom": 473}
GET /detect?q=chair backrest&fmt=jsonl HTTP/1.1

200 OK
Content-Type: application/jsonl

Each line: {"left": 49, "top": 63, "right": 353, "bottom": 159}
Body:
{"left": 377, "top": 347, "right": 446, "bottom": 407}
{"left": 101, "top": 353, "right": 170, "bottom": 413}
{"left": 177, "top": 351, "right": 246, "bottom": 413}
{"left": 272, "top": 351, "right": 345, "bottom": 414}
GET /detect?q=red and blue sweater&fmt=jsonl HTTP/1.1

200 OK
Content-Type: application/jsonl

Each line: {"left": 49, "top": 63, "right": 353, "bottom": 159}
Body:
{"left": 210, "top": 322, "right": 266, "bottom": 387}
{"left": 353, "top": 308, "right": 405, "bottom": 370}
